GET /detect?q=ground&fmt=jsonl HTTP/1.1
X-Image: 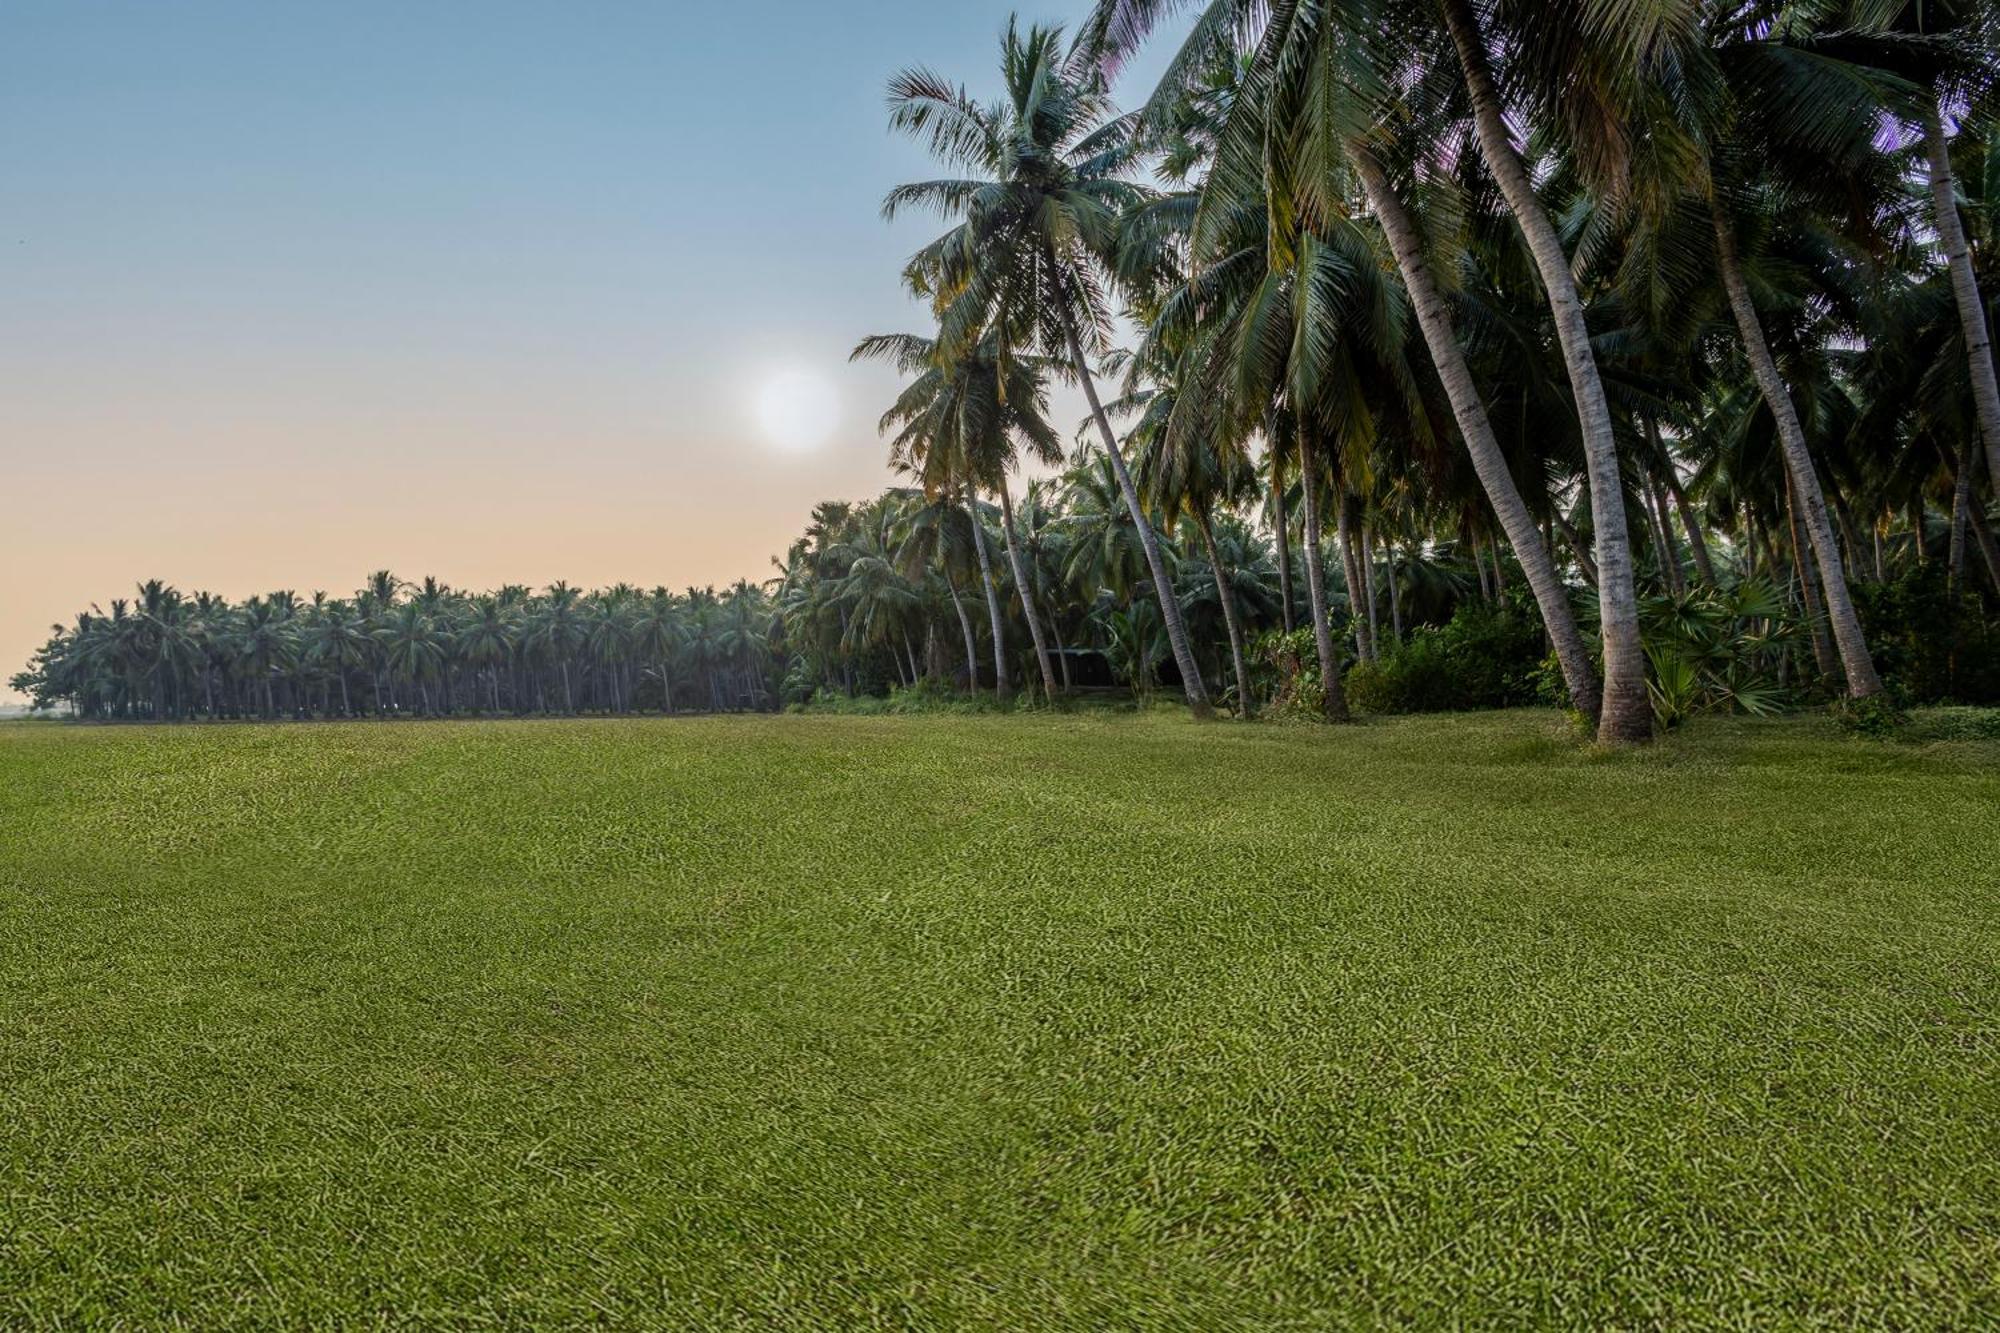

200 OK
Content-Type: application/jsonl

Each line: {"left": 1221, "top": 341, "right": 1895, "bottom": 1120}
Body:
{"left": 1, "top": 711, "right": 1994, "bottom": 1328}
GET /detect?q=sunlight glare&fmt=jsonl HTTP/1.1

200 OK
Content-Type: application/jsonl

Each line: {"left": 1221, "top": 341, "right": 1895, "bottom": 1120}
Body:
{"left": 755, "top": 368, "right": 840, "bottom": 452}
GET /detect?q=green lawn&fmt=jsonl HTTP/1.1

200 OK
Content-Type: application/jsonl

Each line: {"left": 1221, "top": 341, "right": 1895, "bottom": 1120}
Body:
{"left": 1, "top": 712, "right": 1995, "bottom": 1327}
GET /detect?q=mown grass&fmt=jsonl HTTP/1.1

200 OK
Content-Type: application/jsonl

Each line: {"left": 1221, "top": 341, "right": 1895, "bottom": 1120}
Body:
{"left": 1, "top": 712, "right": 1995, "bottom": 1328}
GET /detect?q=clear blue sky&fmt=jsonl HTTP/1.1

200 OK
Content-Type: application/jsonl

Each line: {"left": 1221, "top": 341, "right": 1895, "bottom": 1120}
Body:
{"left": 0, "top": 1, "right": 1175, "bottom": 697}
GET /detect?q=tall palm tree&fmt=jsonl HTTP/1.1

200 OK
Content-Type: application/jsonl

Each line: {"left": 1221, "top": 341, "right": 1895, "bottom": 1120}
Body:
{"left": 853, "top": 330, "right": 1065, "bottom": 697}
{"left": 884, "top": 19, "right": 1214, "bottom": 715}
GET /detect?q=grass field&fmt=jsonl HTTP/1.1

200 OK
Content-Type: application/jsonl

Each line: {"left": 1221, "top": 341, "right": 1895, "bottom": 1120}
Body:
{"left": 1, "top": 712, "right": 1995, "bottom": 1327}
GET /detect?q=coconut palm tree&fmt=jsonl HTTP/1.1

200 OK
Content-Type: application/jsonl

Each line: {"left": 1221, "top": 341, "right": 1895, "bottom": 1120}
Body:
{"left": 884, "top": 18, "right": 1214, "bottom": 715}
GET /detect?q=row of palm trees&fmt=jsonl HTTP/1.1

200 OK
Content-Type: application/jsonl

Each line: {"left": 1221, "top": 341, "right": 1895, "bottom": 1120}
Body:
{"left": 847, "top": 1, "right": 1999, "bottom": 741}
{"left": 14, "top": 577, "right": 772, "bottom": 721}
{"left": 16, "top": 3, "right": 1998, "bottom": 730}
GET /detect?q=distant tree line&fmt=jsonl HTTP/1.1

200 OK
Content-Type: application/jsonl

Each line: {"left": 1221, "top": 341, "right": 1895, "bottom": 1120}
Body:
{"left": 16, "top": 2, "right": 2000, "bottom": 731}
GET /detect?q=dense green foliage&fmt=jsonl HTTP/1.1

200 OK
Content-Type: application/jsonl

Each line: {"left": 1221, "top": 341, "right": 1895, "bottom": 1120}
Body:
{"left": 16, "top": 5, "right": 2000, "bottom": 734}
{"left": 2, "top": 713, "right": 1993, "bottom": 1324}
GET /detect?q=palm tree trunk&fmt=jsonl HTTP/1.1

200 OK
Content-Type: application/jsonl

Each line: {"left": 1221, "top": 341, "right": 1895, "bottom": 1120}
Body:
{"left": 945, "top": 576, "right": 978, "bottom": 692}
{"left": 1353, "top": 146, "right": 1603, "bottom": 721}
{"left": 1362, "top": 521, "right": 1382, "bottom": 657}
{"left": 1832, "top": 492, "right": 1867, "bottom": 585}
{"left": 1787, "top": 475, "right": 1838, "bottom": 679}
{"left": 1335, "top": 493, "right": 1373, "bottom": 664}
{"left": 1554, "top": 508, "right": 1600, "bottom": 590}
{"left": 339, "top": 674, "right": 351, "bottom": 718}
{"left": 1272, "top": 474, "right": 1296, "bottom": 634}
{"left": 966, "top": 488, "right": 1010, "bottom": 698}
{"left": 1298, "top": 432, "right": 1351, "bottom": 721}
{"left": 1663, "top": 468, "right": 1718, "bottom": 585}
{"left": 1195, "top": 512, "right": 1252, "bottom": 717}
{"left": 1438, "top": 0, "right": 1646, "bottom": 741}
{"left": 998, "top": 477, "right": 1059, "bottom": 698}
{"left": 1648, "top": 471, "right": 1685, "bottom": 596}
{"left": 1968, "top": 497, "right": 2000, "bottom": 594}
{"left": 1927, "top": 106, "right": 2000, "bottom": 491}
{"left": 1948, "top": 448, "right": 1973, "bottom": 592}
{"left": 1059, "top": 306, "right": 1213, "bottom": 717}
{"left": 1711, "top": 199, "right": 1882, "bottom": 697}
{"left": 1387, "top": 538, "right": 1404, "bottom": 642}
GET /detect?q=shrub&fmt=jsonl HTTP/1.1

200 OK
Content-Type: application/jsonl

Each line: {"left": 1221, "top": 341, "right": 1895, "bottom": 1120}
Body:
{"left": 1342, "top": 605, "right": 1546, "bottom": 715}
{"left": 1852, "top": 569, "right": 2000, "bottom": 705}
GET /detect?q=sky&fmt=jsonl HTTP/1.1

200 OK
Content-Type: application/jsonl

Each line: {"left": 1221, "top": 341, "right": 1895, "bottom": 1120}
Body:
{"left": 0, "top": 1, "right": 1176, "bottom": 701}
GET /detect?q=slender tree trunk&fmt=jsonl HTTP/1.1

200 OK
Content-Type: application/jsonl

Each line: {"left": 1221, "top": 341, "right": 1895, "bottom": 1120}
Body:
{"left": 1387, "top": 538, "right": 1404, "bottom": 642}
{"left": 1648, "top": 471, "right": 1685, "bottom": 596}
{"left": 1967, "top": 497, "right": 2000, "bottom": 594}
{"left": 1927, "top": 107, "right": 2000, "bottom": 491}
{"left": 1873, "top": 520, "right": 1886, "bottom": 583}
{"left": 1911, "top": 496, "right": 1929, "bottom": 567}
{"left": 966, "top": 489, "right": 1010, "bottom": 698}
{"left": 1488, "top": 530, "right": 1509, "bottom": 598}
{"left": 1711, "top": 199, "right": 1882, "bottom": 697}
{"left": 946, "top": 576, "right": 978, "bottom": 692}
{"left": 1949, "top": 448, "right": 1973, "bottom": 592}
{"left": 1553, "top": 508, "right": 1600, "bottom": 590}
{"left": 1438, "top": 0, "right": 1646, "bottom": 740}
{"left": 1353, "top": 146, "right": 1603, "bottom": 720}
{"left": 1663, "top": 469, "right": 1718, "bottom": 585}
{"left": 998, "top": 477, "right": 1059, "bottom": 698}
{"left": 1336, "top": 492, "right": 1374, "bottom": 664}
{"left": 1475, "top": 543, "right": 1494, "bottom": 603}
{"left": 1196, "top": 513, "right": 1252, "bottom": 717}
{"left": 1059, "top": 305, "right": 1213, "bottom": 717}
{"left": 1831, "top": 492, "right": 1865, "bottom": 586}
{"left": 340, "top": 674, "right": 351, "bottom": 718}
{"left": 1787, "top": 475, "right": 1838, "bottom": 679}
{"left": 1298, "top": 432, "right": 1351, "bottom": 721}
{"left": 1362, "top": 521, "right": 1382, "bottom": 656}
{"left": 1272, "top": 475, "right": 1296, "bottom": 634}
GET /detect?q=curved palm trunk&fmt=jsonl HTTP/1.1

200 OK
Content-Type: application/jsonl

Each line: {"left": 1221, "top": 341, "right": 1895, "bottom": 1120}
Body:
{"left": 945, "top": 576, "right": 979, "bottom": 692}
{"left": 1664, "top": 469, "right": 1718, "bottom": 585}
{"left": 1353, "top": 147, "right": 1603, "bottom": 720}
{"left": 965, "top": 489, "right": 1010, "bottom": 698}
{"left": 1786, "top": 474, "right": 1838, "bottom": 679}
{"left": 1060, "top": 311, "right": 1213, "bottom": 717}
{"left": 1298, "top": 432, "right": 1351, "bottom": 721}
{"left": 1437, "top": 0, "right": 1647, "bottom": 741}
{"left": 1711, "top": 201, "right": 1883, "bottom": 698}
{"left": 1927, "top": 107, "right": 2000, "bottom": 491}
{"left": 1194, "top": 512, "right": 1252, "bottom": 717}
{"left": 998, "top": 477, "right": 1059, "bottom": 698}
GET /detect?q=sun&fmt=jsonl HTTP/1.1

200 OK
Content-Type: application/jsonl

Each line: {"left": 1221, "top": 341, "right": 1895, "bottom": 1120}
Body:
{"left": 754, "top": 368, "right": 840, "bottom": 453}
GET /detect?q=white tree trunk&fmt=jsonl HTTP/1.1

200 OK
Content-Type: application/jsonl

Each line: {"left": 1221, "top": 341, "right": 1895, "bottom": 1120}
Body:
{"left": 1927, "top": 107, "right": 2000, "bottom": 492}
{"left": 1061, "top": 313, "right": 1213, "bottom": 716}
{"left": 1353, "top": 145, "right": 1603, "bottom": 719}
{"left": 1439, "top": 0, "right": 1647, "bottom": 740}
{"left": 1711, "top": 200, "right": 1883, "bottom": 697}
{"left": 998, "top": 476, "right": 1059, "bottom": 698}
